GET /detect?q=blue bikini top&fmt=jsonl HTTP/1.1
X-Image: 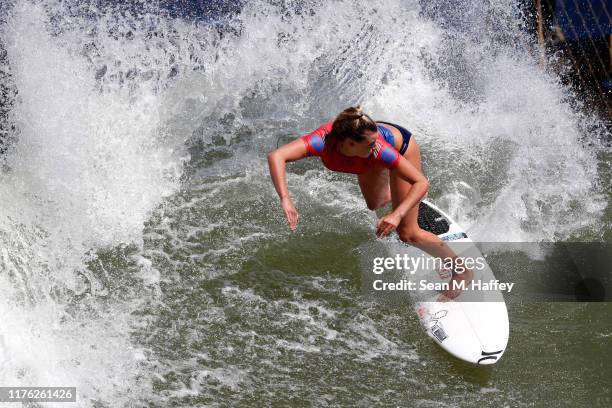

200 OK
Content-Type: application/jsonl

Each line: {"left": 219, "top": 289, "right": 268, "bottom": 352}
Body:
{"left": 376, "top": 124, "right": 395, "bottom": 146}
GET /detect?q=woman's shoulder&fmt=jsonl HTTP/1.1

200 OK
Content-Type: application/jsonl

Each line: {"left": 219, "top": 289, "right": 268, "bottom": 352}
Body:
{"left": 371, "top": 133, "right": 401, "bottom": 167}
{"left": 300, "top": 121, "right": 334, "bottom": 156}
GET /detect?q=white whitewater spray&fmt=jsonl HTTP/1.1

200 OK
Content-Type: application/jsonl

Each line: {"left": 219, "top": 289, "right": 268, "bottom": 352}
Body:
{"left": 0, "top": 0, "right": 609, "bottom": 405}
{"left": 0, "top": 1, "right": 191, "bottom": 405}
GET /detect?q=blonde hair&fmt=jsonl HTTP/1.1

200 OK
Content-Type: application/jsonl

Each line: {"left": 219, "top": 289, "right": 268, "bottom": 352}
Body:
{"left": 329, "top": 106, "right": 377, "bottom": 142}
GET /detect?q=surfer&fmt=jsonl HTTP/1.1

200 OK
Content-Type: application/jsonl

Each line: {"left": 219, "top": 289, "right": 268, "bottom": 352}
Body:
{"left": 267, "top": 106, "right": 472, "bottom": 300}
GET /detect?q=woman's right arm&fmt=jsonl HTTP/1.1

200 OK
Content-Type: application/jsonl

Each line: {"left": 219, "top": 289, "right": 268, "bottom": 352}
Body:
{"left": 267, "top": 138, "right": 309, "bottom": 230}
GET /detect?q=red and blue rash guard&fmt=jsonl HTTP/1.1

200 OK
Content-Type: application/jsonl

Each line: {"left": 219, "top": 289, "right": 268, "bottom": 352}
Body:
{"left": 300, "top": 122, "right": 401, "bottom": 174}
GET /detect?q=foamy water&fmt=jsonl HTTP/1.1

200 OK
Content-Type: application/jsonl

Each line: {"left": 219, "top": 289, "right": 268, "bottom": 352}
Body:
{"left": 0, "top": 0, "right": 609, "bottom": 406}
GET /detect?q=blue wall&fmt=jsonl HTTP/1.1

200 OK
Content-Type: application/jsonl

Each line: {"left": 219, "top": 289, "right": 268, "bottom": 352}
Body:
{"left": 555, "top": 0, "right": 612, "bottom": 40}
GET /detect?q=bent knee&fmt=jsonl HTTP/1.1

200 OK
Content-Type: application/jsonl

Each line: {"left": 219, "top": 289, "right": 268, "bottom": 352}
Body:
{"left": 365, "top": 195, "right": 391, "bottom": 211}
{"left": 398, "top": 229, "right": 421, "bottom": 243}
{"left": 367, "top": 201, "right": 385, "bottom": 211}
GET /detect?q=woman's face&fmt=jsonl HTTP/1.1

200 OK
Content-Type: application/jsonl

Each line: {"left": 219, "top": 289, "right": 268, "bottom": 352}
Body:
{"left": 341, "top": 130, "right": 378, "bottom": 158}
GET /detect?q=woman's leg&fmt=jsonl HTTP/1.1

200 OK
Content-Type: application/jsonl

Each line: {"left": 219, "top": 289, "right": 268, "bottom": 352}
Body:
{"left": 389, "top": 138, "right": 441, "bottom": 246}
{"left": 358, "top": 166, "right": 391, "bottom": 210}
{"left": 389, "top": 137, "right": 473, "bottom": 299}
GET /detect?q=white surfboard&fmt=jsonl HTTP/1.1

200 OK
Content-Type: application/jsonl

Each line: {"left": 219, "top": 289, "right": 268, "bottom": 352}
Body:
{"left": 386, "top": 200, "right": 509, "bottom": 365}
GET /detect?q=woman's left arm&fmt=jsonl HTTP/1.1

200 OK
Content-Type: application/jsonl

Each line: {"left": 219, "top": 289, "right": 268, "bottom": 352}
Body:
{"left": 376, "top": 157, "right": 429, "bottom": 238}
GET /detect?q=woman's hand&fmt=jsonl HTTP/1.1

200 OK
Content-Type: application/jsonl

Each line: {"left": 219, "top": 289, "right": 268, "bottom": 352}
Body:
{"left": 281, "top": 197, "right": 299, "bottom": 231}
{"left": 376, "top": 211, "right": 402, "bottom": 238}
{"left": 267, "top": 138, "right": 308, "bottom": 231}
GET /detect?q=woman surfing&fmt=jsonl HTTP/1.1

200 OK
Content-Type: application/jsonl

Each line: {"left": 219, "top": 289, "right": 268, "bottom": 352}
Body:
{"left": 267, "top": 106, "right": 472, "bottom": 299}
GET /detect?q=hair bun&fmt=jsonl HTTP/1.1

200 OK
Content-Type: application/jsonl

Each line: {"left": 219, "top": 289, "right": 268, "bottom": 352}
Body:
{"left": 353, "top": 106, "right": 364, "bottom": 119}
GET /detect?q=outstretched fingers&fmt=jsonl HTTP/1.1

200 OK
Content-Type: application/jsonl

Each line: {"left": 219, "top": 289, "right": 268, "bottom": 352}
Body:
{"left": 285, "top": 208, "right": 298, "bottom": 230}
{"left": 376, "top": 219, "right": 394, "bottom": 238}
